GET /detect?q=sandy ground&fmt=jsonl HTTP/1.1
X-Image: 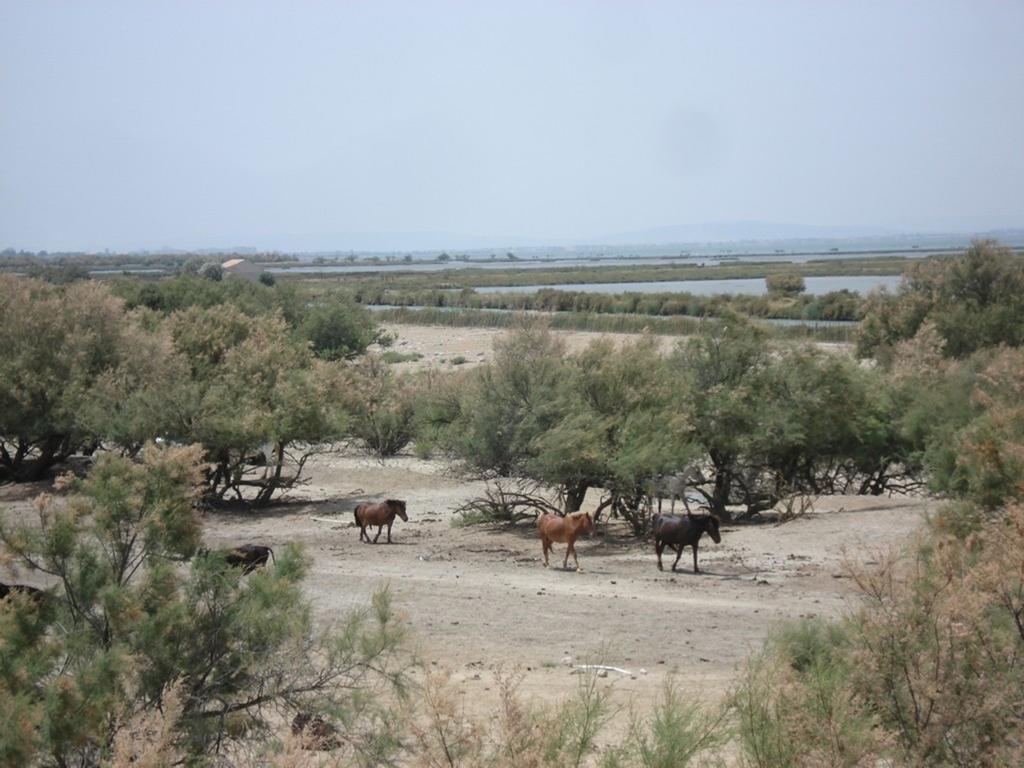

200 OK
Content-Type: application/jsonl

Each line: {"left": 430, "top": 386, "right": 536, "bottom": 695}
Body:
{"left": 377, "top": 322, "right": 852, "bottom": 371}
{"left": 377, "top": 322, "right": 683, "bottom": 370}
{"left": 0, "top": 450, "right": 928, "bottom": 727}
{"left": 189, "top": 451, "right": 928, "bottom": 728}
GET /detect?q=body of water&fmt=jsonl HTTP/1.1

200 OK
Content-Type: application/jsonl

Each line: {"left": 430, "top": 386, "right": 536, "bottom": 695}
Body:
{"left": 475, "top": 274, "right": 902, "bottom": 296}
{"left": 268, "top": 257, "right": 721, "bottom": 274}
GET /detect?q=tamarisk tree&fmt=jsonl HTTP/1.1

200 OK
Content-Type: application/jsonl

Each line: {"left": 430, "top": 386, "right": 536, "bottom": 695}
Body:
{"left": 0, "top": 445, "right": 406, "bottom": 765}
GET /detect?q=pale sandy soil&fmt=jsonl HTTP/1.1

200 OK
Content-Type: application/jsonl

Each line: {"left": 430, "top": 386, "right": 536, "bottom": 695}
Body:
{"left": 194, "top": 452, "right": 927, "bottom": 727}
{"left": 376, "top": 323, "right": 680, "bottom": 370}
{"left": 376, "top": 322, "right": 852, "bottom": 371}
{"left": 0, "top": 451, "right": 927, "bottom": 718}
{"left": 0, "top": 451, "right": 928, "bottom": 759}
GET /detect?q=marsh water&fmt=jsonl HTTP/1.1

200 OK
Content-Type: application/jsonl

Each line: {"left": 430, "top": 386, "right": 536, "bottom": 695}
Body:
{"left": 475, "top": 274, "right": 902, "bottom": 296}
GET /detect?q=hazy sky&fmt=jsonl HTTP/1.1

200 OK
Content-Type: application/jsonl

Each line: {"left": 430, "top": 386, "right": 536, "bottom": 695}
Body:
{"left": 2, "top": 1, "right": 1022, "bottom": 251}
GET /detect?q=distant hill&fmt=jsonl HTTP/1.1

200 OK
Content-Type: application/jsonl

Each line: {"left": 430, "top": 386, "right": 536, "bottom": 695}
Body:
{"left": 591, "top": 221, "right": 898, "bottom": 246}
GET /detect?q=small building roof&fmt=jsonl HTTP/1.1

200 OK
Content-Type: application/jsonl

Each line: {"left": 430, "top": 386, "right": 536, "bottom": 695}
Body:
{"left": 222, "top": 258, "right": 246, "bottom": 269}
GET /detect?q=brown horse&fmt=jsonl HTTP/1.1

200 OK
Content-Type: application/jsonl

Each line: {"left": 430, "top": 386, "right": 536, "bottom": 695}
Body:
{"left": 537, "top": 511, "right": 596, "bottom": 572}
{"left": 354, "top": 499, "right": 408, "bottom": 544}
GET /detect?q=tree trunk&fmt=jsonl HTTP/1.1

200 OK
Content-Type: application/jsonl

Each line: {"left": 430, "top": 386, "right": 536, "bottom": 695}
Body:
{"left": 709, "top": 455, "right": 733, "bottom": 524}
{"left": 0, "top": 434, "right": 68, "bottom": 482}
{"left": 563, "top": 483, "right": 589, "bottom": 514}
{"left": 254, "top": 441, "right": 287, "bottom": 506}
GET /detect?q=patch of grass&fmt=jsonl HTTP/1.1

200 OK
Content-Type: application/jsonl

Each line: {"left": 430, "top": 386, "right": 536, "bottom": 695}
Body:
{"left": 450, "top": 355, "right": 467, "bottom": 365}
{"left": 381, "top": 350, "right": 423, "bottom": 364}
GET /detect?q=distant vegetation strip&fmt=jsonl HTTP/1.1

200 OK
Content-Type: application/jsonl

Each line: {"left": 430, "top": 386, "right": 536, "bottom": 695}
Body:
{"left": 291, "top": 254, "right": 928, "bottom": 288}
{"left": 358, "top": 285, "right": 864, "bottom": 321}
{"left": 373, "top": 306, "right": 859, "bottom": 343}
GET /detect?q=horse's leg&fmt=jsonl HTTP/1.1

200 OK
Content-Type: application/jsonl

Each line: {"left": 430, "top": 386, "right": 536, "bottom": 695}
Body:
{"left": 542, "top": 537, "right": 550, "bottom": 567}
{"left": 386, "top": 519, "right": 393, "bottom": 543}
{"left": 671, "top": 544, "right": 683, "bottom": 572}
{"left": 570, "top": 539, "right": 581, "bottom": 572}
{"left": 373, "top": 524, "right": 383, "bottom": 543}
{"left": 692, "top": 542, "right": 700, "bottom": 574}
{"left": 359, "top": 523, "right": 368, "bottom": 543}
{"left": 655, "top": 540, "right": 665, "bottom": 571}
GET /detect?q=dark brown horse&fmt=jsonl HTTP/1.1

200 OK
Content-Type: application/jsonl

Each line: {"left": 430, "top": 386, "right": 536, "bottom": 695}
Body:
{"left": 652, "top": 512, "right": 721, "bottom": 573}
{"left": 223, "top": 544, "right": 275, "bottom": 574}
{"left": 537, "top": 511, "right": 596, "bottom": 572}
{"left": 0, "top": 582, "right": 47, "bottom": 604}
{"left": 354, "top": 499, "right": 408, "bottom": 543}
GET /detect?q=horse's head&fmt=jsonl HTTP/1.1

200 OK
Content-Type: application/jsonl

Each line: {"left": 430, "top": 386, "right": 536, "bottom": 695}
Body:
{"left": 390, "top": 499, "right": 408, "bottom": 521}
{"left": 705, "top": 514, "right": 722, "bottom": 544}
{"left": 687, "top": 511, "right": 722, "bottom": 543}
{"left": 580, "top": 511, "right": 596, "bottom": 535}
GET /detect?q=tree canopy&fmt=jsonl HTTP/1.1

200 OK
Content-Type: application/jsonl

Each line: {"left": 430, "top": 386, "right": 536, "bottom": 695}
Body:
{"left": 858, "top": 239, "right": 1024, "bottom": 359}
{"left": 0, "top": 274, "right": 383, "bottom": 502}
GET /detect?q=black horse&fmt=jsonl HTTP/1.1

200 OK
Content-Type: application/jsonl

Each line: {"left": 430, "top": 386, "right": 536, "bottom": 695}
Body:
{"left": 0, "top": 582, "right": 48, "bottom": 604}
{"left": 652, "top": 512, "right": 722, "bottom": 573}
{"left": 197, "top": 544, "right": 276, "bottom": 574}
{"left": 222, "top": 544, "right": 276, "bottom": 573}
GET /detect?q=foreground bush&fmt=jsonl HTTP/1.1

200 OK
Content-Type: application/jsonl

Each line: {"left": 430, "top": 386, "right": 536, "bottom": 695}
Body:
{"left": 409, "top": 668, "right": 726, "bottom": 768}
{"left": 733, "top": 505, "right": 1024, "bottom": 767}
{"left": 0, "top": 446, "right": 406, "bottom": 765}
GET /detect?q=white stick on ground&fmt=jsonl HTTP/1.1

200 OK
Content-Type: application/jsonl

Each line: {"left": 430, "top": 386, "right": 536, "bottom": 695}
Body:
{"left": 572, "top": 664, "right": 632, "bottom": 676}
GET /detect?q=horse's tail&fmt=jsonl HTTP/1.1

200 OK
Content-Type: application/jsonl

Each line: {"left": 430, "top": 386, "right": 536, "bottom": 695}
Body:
{"left": 353, "top": 506, "right": 362, "bottom": 526}
{"left": 268, "top": 546, "right": 276, "bottom": 564}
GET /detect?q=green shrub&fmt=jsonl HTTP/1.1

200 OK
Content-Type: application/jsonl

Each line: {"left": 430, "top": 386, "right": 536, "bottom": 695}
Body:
{"left": 858, "top": 239, "right": 1024, "bottom": 359}
{"left": 298, "top": 297, "right": 381, "bottom": 360}
{"left": 340, "top": 356, "right": 419, "bottom": 457}
{"left": 382, "top": 350, "right": 423, "bottom": 364}
{"left": 765, "top": 273, "right": 806, "bottom": 296}
{"left": 614, "top": 679, "right": 729, "bottom": 768}
{"left": 0, "top": 446, "right": 406, "bottom": 764}
{"left": 733, "top": 619, "right": 878, "bottom": 768}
